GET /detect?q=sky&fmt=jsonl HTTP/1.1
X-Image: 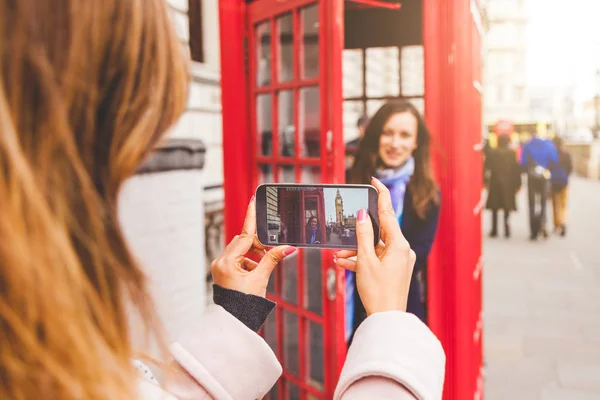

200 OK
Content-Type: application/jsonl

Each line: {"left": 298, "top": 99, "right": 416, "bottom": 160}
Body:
{"left": 323, "top": 188, "right": 368, "bottom": 223}
{"left": 526, "top": 0, "right": 600, "bottom": 101}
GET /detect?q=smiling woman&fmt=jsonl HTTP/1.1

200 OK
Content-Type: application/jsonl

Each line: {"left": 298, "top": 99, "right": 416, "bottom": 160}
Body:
{"left": 348, "top": 100, "right": 441, "bottom": 329}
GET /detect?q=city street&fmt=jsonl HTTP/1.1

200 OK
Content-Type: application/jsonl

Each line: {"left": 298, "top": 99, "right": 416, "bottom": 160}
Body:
{"left": 484, "top": 177, "right": 600, "bottom": 400}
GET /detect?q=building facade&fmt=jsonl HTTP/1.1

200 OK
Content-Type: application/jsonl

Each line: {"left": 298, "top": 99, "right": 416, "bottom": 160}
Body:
{"left": 484, "top": 0, "right": 530, "bottom": 126}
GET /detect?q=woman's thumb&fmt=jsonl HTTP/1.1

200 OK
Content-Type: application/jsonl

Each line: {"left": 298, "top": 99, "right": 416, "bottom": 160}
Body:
{"left": 355, "top": 208, "right": 375, "bottom": 258}
{"left": 257, "top": 246, "right": 297, "bottom": 276}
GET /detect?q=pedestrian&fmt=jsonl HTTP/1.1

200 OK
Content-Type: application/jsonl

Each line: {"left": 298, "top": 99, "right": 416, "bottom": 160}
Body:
{"left": 551, "top": 136, "right": 573, "bottom": 237}
{"left": 347, "top": 100, "right": 441, "bottom": 329}
{"left": 521, "top": 132, "right": 559, "bottom": 240}
{"left": 484, "top": 134, "right": 522, "bottom": 238}
{"left": 0, "top": 2, "right": 446, "bottom": 399}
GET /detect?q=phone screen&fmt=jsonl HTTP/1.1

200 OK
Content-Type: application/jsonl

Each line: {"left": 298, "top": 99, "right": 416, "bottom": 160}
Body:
{"left": 256, "top": 184, "right": 379, "bottom": 249}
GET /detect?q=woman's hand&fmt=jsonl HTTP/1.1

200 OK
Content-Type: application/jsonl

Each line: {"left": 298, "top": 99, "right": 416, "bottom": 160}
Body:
{"left": 211, "top": 197, "right": 297, "bottom": 297}
{"left": 334, "top": 177, "right": 416, "bottom": 315}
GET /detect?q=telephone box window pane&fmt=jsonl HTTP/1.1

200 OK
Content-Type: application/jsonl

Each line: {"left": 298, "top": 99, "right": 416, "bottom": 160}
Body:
{"left": 277, "top": 13, "right": 294, "bottom": 83}
{"left": 409, "top": 97, "right": 425, "bottom": 117}
{"left": 366, "top": 47, "right": 399, "bottom": 98}
{"left": 401, "top": 46, "right": 424, "bottom": 97}
{"left": 266, "top": 383, "right": 280, "bottom": 400}
{"left": 267, "top": 269, "right": 276, "bottom": 294}
{"left": 283, "top": 311, "right": 300, "bottom": 376}
{"left": 301, "top": 167, "right": 320, "bottom": 184}
{"left": 256, "top": 22, "right": 271, "bottom": 87}
{"left": 278, "top": 165, "right": 296, "bottom": 183}
{"left": 258, "top": 164, "right": 273, "bottom": 184}
{"left": 343, "top": 49, "right": 363, "bottom": 98}
{"left": 306, "top": 321, "right": 325, "bottom": 389}
{"left": 301, "top": 4, "right": 319, "bottom": 79}
{"left": 343, "top": 100, "right": 364, "bottom": 145}
{"left": 264, "top": 310, "right": 278, "bottom": 355}
{"left": 286, "top": 381, "right": 301, "bottom": 400}
{"left": 257, "top": 94, "right": 273, "bottom": 156}
{"left": 366, "top": 99, "right": 385, "bottom": 118}
{"left": 278, "top": 90, "right": 295, "bottom": 157}
{"left": 300, "top": 86, "right": 320, "bottom": 157}
{"left": 303, "top": 249, "right": 322, "bottom": 315}
{"left": 282, "top": 251, "right": 298, "bottom": 305}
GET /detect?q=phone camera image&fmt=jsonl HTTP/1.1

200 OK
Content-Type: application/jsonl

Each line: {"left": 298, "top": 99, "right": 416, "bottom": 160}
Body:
{"left": 265, "top": 186, "right": 369, "bottom": 248}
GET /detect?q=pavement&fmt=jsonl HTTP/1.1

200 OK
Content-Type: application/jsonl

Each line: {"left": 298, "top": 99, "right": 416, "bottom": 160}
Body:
{"left": 484, "top": 177, "right": 600, "bottom": 400}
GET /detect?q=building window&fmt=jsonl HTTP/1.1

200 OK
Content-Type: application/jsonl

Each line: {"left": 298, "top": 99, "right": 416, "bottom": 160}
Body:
{"left": 189, "top": 0, "right": 204, "bottom": 63}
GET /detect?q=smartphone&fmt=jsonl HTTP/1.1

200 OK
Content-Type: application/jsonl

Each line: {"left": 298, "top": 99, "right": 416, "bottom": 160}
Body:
{"left": 255, "top": 183, "right": 380, "bottom": 249}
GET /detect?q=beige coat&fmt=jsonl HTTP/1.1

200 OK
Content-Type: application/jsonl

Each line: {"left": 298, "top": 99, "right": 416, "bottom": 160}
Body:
{"left": 138, "top": 305, "right": 445, "bottom": 400}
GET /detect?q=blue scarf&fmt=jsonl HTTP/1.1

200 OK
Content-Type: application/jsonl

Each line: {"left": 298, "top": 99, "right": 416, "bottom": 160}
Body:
{"left": 345, "top": 158, "right": 415, "bottom": 343}
{"left": 310, "top": 227, "right": 317, "bottom": 244}
{"left": 375, "top": 157, "right": 415, "bottom": 225}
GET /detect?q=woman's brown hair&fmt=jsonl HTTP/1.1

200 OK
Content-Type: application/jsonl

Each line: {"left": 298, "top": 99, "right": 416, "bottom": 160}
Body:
{"left": 0, "top": 1, "right": 189, "bottom": 399}
{"left": 348, "top": 101, "right": 439, "bottom": 219}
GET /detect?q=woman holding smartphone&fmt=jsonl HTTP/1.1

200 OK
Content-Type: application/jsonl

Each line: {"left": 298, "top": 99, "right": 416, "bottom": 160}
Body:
{"left": 347, "top": 101, "right": 441, "bottom": 329}
{"left": 0, "top": 1, "right": 444, "bottom": 399}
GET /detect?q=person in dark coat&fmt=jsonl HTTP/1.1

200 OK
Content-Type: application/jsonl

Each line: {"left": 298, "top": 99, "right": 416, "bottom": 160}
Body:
{"left": 485, "top": 134, "right": 522, "bottom": 238}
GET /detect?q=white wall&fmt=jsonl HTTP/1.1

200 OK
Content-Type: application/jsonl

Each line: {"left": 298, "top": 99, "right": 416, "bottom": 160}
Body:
{"left": 120, "top": 0, "right": 225, "bottom": 352}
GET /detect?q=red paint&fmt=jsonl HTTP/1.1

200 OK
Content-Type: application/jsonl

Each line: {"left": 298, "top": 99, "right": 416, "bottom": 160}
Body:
{"left": 425, "top": 0, "right": 484, "bottom": 399}
{"left": 346, "top": 0, "right": 401, "bottom": 10}
{"left": 220, "top": 0, "right": 483, "bottom": 398}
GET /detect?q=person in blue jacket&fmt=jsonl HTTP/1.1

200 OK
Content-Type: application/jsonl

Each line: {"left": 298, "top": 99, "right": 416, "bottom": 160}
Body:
{"left": 345, "top": 101, "right": 441, "bottom": 338}
{"left": 520, "top": 133, "right": 558, "bottom": 240}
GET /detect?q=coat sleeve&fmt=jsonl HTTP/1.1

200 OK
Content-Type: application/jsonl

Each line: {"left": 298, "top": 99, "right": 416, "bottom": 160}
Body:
{"left": 160, "top": 304, "right": 282, "bottom": 400}
{"left": 334, "top": 311, "right": 446, "bottom": 400}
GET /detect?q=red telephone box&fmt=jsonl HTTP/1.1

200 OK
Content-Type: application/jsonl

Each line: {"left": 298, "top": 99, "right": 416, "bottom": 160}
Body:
{"left": 219, "top": 1, "right": 484, "bottom": 399}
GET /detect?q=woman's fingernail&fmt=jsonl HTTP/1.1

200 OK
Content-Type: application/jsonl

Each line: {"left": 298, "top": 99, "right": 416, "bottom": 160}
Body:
{"left": 357, "top": 208, "right": 368, "bottom": 223}
{"left": 249, "top": 195, "right": 255, "bottom": 204}
{"left": 333, "top": 254, "right": 338, "bottom": 263}
{"left": 283, "top": 247, "right": 297, "bottom": 256}
{"left": 371, "top": 176, "right": 381, "bottom": 184}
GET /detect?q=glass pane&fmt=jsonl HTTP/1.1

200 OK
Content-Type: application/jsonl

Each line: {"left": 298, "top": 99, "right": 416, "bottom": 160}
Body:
{"left": 308, "top": 395, "right": 321, "bottom": 400}
{"left": 278, "top": 165, "right": 296, "bottom": 183}
{"left": 266, "top": 384, "right": 280, "bottom": 400}
{"left": 267, "top": 263, "right": 277, "bottom": 294}
{"left": 300, "top": 86, "right": 320, "bottom": 157}
{"left": 257, "top": 94, "right": 273, "bottom": 156}
{"left": 282, "top": 251, "right": 298, "bottom": 304}
{"left": 258, "top": 164, "right": 274, "bottom": 184}
{"left": 366, "top": 99, "right": 385, "bottom": 117}
{"left": 264, "top": 309, "right": 278, "bottom": 355}
{"left": 303, "top": 249, "right": 322, "bottom": 315}
{"left": 286, "top": 381, "right": 301, "bottom": 400}
{"left": 283, "top": 311, "right": 299, "bottom": 376}
{"left": 401, "top": 45, "right": 424, "bottom": 96}
{"left": 343, "top": 100, "right": 365, "bottom": 144}
{"left": 278, "top": 90, "right": 295, "bottom": 157}
{"left": 366, "top": 47, "right": 399, "bottom": 98}
{"left": 409, "top": 97, "right": 425, "bottom": 117}
{"left": 277, "top": 14, "right": 294, "bottom": 82}
{"left": 301, "top": 167, "right": 320, "bottom": 184}
{"left": 256, "top": 22, "right": 271, "bottom": 87}
{"left": 343, "top": 49, "right": 363, "bottom": 98}
{"left": 306, "top": 321, "right": 324, "bottom": 389}
{"left": 301, "top": 5, "right": 319, "bottom": 79}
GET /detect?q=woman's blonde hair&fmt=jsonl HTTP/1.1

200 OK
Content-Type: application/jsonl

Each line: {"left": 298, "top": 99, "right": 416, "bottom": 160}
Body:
{"left": 0, "top": 1, "right": 189, "bottom": 399}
